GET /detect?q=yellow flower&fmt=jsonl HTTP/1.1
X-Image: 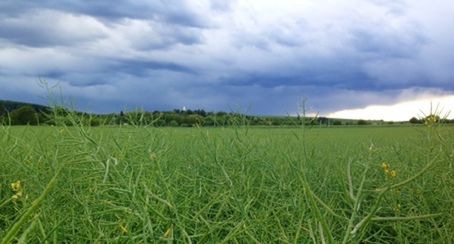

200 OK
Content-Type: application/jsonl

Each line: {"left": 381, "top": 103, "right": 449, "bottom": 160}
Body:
{"left": 424, "top": 114, "right": 439, "bottom": 127}
{"left": 381, "top": 163, "right": 397, "bottom": 178}
{"left": 11, "top": 180, "right": 22, "bottom": 192}
{"left": 390, "top": 170, "right": 397, "bottom": 177}
{"left": 12, "top": 191, "right": 23, "bottom": 201}
{"left": 10, "top": 181, "right": 24, "bottom": 202}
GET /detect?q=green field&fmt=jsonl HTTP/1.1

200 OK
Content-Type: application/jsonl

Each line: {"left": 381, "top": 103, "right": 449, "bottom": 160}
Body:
{"left": 1, "top": 124, "right": 453, "bottom": 243}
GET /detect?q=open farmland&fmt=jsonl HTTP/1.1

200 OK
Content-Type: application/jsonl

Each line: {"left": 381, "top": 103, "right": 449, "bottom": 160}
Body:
{"left": 1, "top": 124, "right": 453, "bottom": 243}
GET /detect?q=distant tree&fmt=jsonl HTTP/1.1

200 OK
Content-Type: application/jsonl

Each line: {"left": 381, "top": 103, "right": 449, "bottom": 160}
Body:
{"left": 409, "top": 117, "right": 420, "bottom": 124}
{"left": 89, "top": 117, "right": 102, "bottom": 126}
{"left": 169, "top": 120, "right": 179, "bottom": 127}
{"left": 10, "top": 105, "right": 38, "bottom": 125}
{"left": 357, "top": 119, "right": 368, "bottom": 125}
{"left": 37, "top": 112, "right": 50, "bottom": 125}
{"left": 332, "top": 120, "right": 342, "bottom": 125}
{"left": 204, "top": 116, "right": 216, "bottom": 126}
{"left": 0, "top": 104, "right": 6, "bottom": 125}
{"left": 0, "top": 104, "right": 5, "bottom": 116}
{"left": 0, "top": 104, "right": 5, "bottom": 124}
{"left": 439, "top": 118, "right": 451, "bottom": 124}
{"left": 184, "top": 114, "right": 204, "bottom": 126}
{"left": 271, "top": 119, "right": 280, "bottom": 126}
{"left": 309, "top": 118, "right": 318, "bottom": 126}
{"left": 116, "top": 110, "right": 124, "bottom": 125}
{"left": 155, "top": 119, "right": 166, "bottom": 126}
{"left": 195, "top": 109, "right": 207, "bottom": 117}
{"left": 318, "top": 117, "right": 329, "bottom": 125}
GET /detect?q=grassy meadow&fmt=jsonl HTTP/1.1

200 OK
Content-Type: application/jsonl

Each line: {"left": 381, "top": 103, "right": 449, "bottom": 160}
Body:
{"left": 1, "top": 123, "right": 453, "bottom": 242}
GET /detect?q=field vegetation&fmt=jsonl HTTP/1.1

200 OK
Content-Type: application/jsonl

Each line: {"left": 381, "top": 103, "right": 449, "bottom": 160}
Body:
{"left": 0, "top": 110, "right": 453, "bottom": 243}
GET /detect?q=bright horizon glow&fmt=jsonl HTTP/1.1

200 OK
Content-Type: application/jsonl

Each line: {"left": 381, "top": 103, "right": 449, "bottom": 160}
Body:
{"left": 327, "top": 95, "right": 454, "bottom": 121}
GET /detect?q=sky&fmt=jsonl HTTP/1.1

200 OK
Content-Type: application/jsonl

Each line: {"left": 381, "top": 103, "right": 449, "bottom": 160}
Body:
{"left": 0, "top": 0, "right": 453, "bottom": 120}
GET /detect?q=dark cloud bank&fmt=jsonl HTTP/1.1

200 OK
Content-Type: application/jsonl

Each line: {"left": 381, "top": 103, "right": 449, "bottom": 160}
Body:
{"left": 0, "top": 0, "right": 453, "bottom": 115}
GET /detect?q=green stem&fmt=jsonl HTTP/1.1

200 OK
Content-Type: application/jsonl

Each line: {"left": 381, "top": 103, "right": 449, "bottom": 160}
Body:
{"left": 371, "top": 213, "right": 442, "bottom": 221}
{"left": 1, "top": 168, "right": 61, "bottom": 244}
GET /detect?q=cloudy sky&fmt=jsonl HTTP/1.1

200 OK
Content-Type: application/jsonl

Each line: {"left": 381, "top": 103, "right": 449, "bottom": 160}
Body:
{"left": 1, "top": 0, "right": 453, "bottom": 120}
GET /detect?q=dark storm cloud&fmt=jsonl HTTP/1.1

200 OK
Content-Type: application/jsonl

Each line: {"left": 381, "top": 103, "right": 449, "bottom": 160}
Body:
{"left": 0, "top": 8, "right": 203, "bottom": 49}
{"left": 0, "top": 10, "right": 106, "bottom": 47}
{"left": 110, "top": 59, "right": 199, "bottom": 76}
{"left": 0, "top": 0, "right": 209, "bottom": 27}
{"left": 0, "top": 0, "right": 453, "bottom": 116}
{"left": 351, "top": 29, "right": 426, "bottom": 59}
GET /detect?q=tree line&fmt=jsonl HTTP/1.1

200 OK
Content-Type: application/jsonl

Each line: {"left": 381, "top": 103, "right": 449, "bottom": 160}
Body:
{"left": 0, "top": 104, "right": 354, "bottom": 127}
{"left": 1, "top": 102, "right": 453, "bottom": 127}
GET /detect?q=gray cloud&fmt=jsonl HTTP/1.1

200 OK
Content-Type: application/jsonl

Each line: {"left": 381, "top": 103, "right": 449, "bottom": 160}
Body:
{"left": 0, "top": 1, "right": 211, "bottom": 27}
{"left": 0, "top": 0, "right": 453, "bottom": 116}
{"left": 0, "top": 10, "right": 107, "bottom": 47}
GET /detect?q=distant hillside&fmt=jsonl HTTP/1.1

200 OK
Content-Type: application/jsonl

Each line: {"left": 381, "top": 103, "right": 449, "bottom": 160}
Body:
{"left": 0, "top": 100, "right": 50, "bottom": 112}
